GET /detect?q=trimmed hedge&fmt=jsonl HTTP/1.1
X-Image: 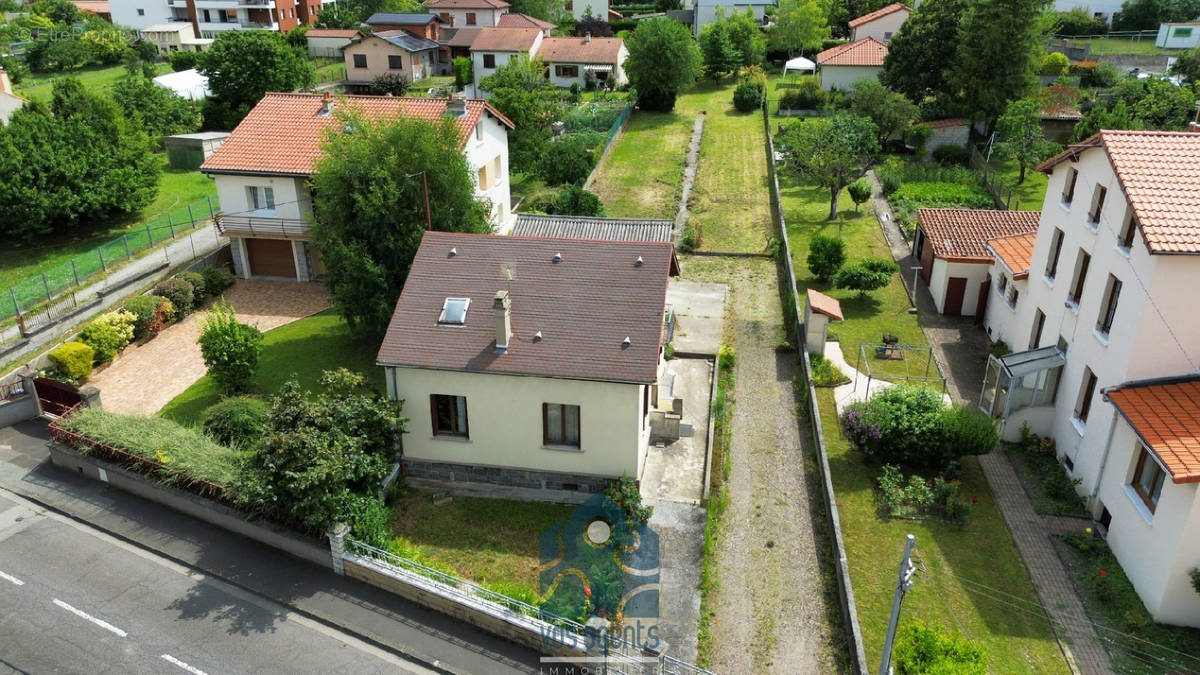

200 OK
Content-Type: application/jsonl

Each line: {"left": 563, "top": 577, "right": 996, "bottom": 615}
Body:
{"left": 178, "top": 271, "right": 208, "bottom": 305}
{"left": 48, "top": 342, "right": 95, "bottom": 381}
{"left": 201, "top": 396, "right": 269, "bottom": 449}
{"left": 153, "top": 277, "right": 195, "bottom": 315}
{"left": 201, "top": 266, "right": 235, "bottom": 295}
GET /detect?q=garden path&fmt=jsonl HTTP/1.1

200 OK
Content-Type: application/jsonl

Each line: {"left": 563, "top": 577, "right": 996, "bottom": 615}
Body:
{"left": 88, "top": 280, "right": 330, "bottom": 416}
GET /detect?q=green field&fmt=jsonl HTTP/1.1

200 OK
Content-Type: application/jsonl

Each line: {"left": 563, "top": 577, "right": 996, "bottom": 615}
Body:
{"left": 14, "top": 62, "right": 173, "bottom": 102}
{"left": 1055, "top": 36, "right": 1181, "bottom": 55}
{"left": 589, "top": 108, "right": 692, "bottom": 219}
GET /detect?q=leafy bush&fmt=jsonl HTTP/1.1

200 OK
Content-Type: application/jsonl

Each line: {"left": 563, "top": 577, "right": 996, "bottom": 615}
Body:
{"left": 553, "top": 185, "right": 606, "bottom": 217}
{"left": 877, "top": 465, "right": 970, "bottom": 521}
{"left": 879, "top": 172, "right": 902, "bottom": 197}
{"left": 680, "top": 223, "right": 703, "bottom": 252}
{"left": 834, "top": 264, "right": 892, "bottom": 297}
{"left": 123, "top": 295, "right": 164, "bottom": 340}
{"left": 939, "top": 405, "right": 999, "bottom": 457}
{"left": 811, "top": 355, "right": 850, "bottom": 387}
{"left": 200, "top": 396, "right": 269, "bottom": 448}
{"left": 733, "top": 81, "right": 763, "bottom": 112}
{"left": 168, "top": 50, "right": 199, "bottom": 72}
{"left": 157, "top": 296, "right": 178, "bottom": 324}
{"left": 153, "top": 277, "right": 195, "bottom": 315}
{"left": 848, "top": 178, "right": 871, "bottom": 211}
{"left": 178, "top": 271, "right": 208, "bottom": 305}
{"left": 453, "top": 56, "right": 473, "bottom": 89}
{"left": 779, "top": 76, "right": 826, "bottom": 110}
{"left": 806, "top": 235, "right": 846, "bottom": 282}
{"left": 604, "top": 474, "right": 653, "bottom": 526}
{"left": 78, "top": 311, "right": 136, "bottom": 364}
{"left": 198, "top": 300, "right": 263, "bottom": 395}
{"left": 893, "top": 622, "right": 986, "bottom": 674}
{"left": 1040, "top": 52, "right": 1070, "bottom": 76}
{"left": 890, "top": 182, "right": 993, "bottom": 211}
{"left": 370, "top": 72, "right": 410, "bottom": 96}
{"left": 932, "top": 144, "right": 969, "bottom": 165}
{"left": 1054, "top": 8, "right": 1108, "bottom": 36}
{"left": 201, "top": 265, "right": 235, "bottom": 295}
{"left": 840, "top": 384, "right": 951, "bottom": 469}
{"left": 1076, "top": 60, "right": 1119, "bottom": 89}
{"left": 1190, "top": 568, "right": 1200, "bottom": 597}
{"left": 542, "top": 133, "right": 600, "bottom": 185}
{"left": 48, "top": 342, "right": 94, "bottom": 381}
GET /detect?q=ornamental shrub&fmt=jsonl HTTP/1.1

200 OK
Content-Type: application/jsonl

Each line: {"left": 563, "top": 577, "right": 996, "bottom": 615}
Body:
{"left": 201, "top": 396, "right": 269, "bottom": 449}
{"left": 1040, "top": 52, "right": 1070, "bottom": 77}
{"left": 931, "top": 144, "right": 969, "bottom": 166}
{"left": 178, "top": 271, "right": 208, "bottom": 305}
{"left": 811, "top": 355, "right": 850, "bottom": 387}
{"left": 848, "top": 178, "right": 872, "bottom": 211}
{"left": 779, "top": 76, "right": 826, "bottom": 110}
{"left": 48, "top": 342, "right": 94, "bottom": 381}
{"left": 840, "top": 384, "right": 950, "bottom": 469}
{"left": 834, "top": 264, "right": 892, "bottom": 297}
{"left": 157, "top": 296, "right": 178, "bottom": 324}
{"left": 893, "top": 622, "right": 986, "bottom": 674}
{"left": 198, "top": 300, "right": 263, "bottom": 395}
{"left": 153, "top": 277, "right": 195, "bottom": 315}
{"left": 542, "top": 133, "right": 599, "bottom": 186}
{"left": 123, "top": 295, "right": 163, "bottom": 340}
{"left": 605, "top": 474, "right": 653, "bottom": 526}
{"left": 807, "top": 235, "right": 846, "bottom": 282}
{"left": 201, "top": 265, "right": 236, "bottom": 296}
{"left": 78, "top": 311, "right": 137, "bottom": 364}
{"left": 939, "top": 404, "right": 1000, "bottom": 457}
{"left": 733, "top": 81, "right": 763, "bottom": 112}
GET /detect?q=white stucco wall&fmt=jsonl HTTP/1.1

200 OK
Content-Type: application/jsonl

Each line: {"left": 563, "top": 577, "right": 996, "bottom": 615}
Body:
{"left": 927, "top": 258, "right": 990, "bottom": 316}
{"left": 213, "top": 174, "right": 310, "bottom": 221}
{"left": 850, "top": 10, "right": 909, "bottom": 42}
{"left": 1052, "top": 0, "right": 1123, "bottom": 20}
{"left": 431, "top": 7, "right": 506, "bottom": 27}
{"left": 384, "top": 366, "right": 649, "bottom": 480}
{"left": 545, "top": 45, "right": 628, "bottom": 89}
{"left": 566, "top": 0, "right": 609, "bottom": 20}
{"left": 983, "top": 267, "right": 1027, "bottom": 349}
{"left": 112, "top": 0, "right": 173, "bottom": 30}
{"left": 693, "top": 2, "right": 769, "bottom": 35}
{"left": 818, "top": 65, "right": 882, "bottom": 92}
{"left": 925, "top": 124, "right": 968, "bottom": 159}
{"left": 464, "top": 113, "right": 512, "bottom": 229}
{"left": 0, "top": 92, "right": 23, "bottom": 125}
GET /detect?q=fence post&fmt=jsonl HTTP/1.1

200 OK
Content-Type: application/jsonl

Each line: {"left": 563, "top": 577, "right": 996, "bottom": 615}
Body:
{"left": 98, "top": 248, "right": 106, "bottom": 272}
{"left": 146, "top": 224, "right": 154, "bottom": 246}
{"left": 10, "top": 288, "right": 20, "bottom": 314}
{"left": 207, "top": 196, "right": 214, "bottom": 219}
{"left": 41, "top": 274, "right": 51, "bottom": 303}
{"left": 328, "top": 522, "right": 349, "bottom": 575}
{"left": 187, "top": 203, "right": 195, "bottom": 229}
{"left": 122, "top": 235, "right": 131, "bottom": 259}
{"left": 71, "top": 260, "right": 80, "bottom": 287}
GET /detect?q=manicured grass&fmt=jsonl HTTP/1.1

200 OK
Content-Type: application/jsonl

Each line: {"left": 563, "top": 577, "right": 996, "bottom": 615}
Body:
{"left": 781, "top": 179, "right": 928, "bottom": 381}
{"left": 158, "top": 310, "right": 384, "bottom": 424}
{"left": 989, "top": 155, "right": 1050, "bottom": 212}
{"left": 389, "top": 491, "right": 572, "bottom": 598}
{"left": 0, "top": 155, "right": 217, "bottom": 291}
{"left": 817, "top": 389, "right": 1071, "bottom": 674}
{"left": 589, "top": 108, "right": 692, "bottom": 219}
{"left": 14, "top": 62, "right": 173, "bottom": 102}
{"left": 1056, "top": 36, "right": 1181, "bottom": 55}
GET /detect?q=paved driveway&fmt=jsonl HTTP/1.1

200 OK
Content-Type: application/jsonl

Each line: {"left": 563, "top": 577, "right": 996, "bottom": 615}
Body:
{"left": 88, "top": 280, "right": 330, "bottom": 416}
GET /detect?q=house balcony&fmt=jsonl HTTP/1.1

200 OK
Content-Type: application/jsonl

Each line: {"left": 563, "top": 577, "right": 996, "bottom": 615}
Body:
{"left": 213, "top": 212, "right": 311, "bottom": 240}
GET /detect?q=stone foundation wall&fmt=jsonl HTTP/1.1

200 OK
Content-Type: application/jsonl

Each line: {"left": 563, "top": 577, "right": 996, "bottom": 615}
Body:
{"left": 404, "top": 459, "right": 614, "bottom": 493}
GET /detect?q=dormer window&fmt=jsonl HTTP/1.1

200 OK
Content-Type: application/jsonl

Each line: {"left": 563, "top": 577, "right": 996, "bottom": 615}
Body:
{"left": 438, "top": 297, "right": 470, "bottom": 324}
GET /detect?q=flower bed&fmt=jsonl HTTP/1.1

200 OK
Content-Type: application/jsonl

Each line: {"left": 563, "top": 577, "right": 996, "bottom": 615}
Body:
{"left": 876, "top": 464, "right": 970, "bottom": 523}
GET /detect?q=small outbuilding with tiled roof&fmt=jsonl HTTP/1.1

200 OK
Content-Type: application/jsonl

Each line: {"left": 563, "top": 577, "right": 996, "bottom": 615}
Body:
{"left": 377, "top": 231, "right": 680, "bottom": 494}
{"left": 815, "top": 37, "right": 888, "bottom": 91}
{"left": 537, "top": 35, "right": 628, "bottom": 89}
{"left": 849, "top": 2, "right": 911, "bottom": 42}
{"left": 914, "top": 208, "right": 1040, "bottom": 316}
{"left": 305, "top": 29, "right": 362, "bottom": 58}
{"left": 804, "top": 289, "right": 843, "bottom": 357}
{"left": 922, "top": 118, "right": 968, "bottom": 160}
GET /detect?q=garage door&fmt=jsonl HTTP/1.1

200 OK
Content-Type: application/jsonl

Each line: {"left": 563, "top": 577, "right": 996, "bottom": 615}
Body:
{"left": 245, "top": 238, "right": 296, "bottom": 279}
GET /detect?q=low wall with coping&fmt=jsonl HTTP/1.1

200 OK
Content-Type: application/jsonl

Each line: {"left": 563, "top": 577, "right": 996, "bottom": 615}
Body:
{"left": 0, "top": 377, "right": 38, "bottom": 427}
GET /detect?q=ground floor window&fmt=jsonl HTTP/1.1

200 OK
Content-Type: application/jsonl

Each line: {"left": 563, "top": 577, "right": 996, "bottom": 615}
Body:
{"left": 543, "top": 403, "right": 580, "bottom": 447}
{"left": 431, "top": 394, "right": 468, "bottom": 438}
{"left": 1131, "top": 445, "right": 1166, "bottom": 514}
{"left": 555, "top": 65, "right": 579, "bottom": 78}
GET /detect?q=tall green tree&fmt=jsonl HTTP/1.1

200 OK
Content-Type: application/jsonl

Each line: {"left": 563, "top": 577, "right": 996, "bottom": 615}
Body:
{"left": 1070, "top": 99, "right": 1139, "bottom": 142}
{"left": 700, "top": 21, "right": 740, "bottom": 81}
{"left": 31, "top": 0, "right": 80, "bottom": 24}
{"left": 994, "top": 98, "right": 1055, "bottom": 184}
{"left": 769, "top": 0, "right": 830, "bottom": 56}
{"left": 1170, "top": 47, "right": 1200, "bottom": 84}
{"left": 781, "top": 113, "right": 879, "bottom": 220}
{"left": 880, "top": 0, "right": 967, "bottom": 102}
{"left": 625, "top": 17, "right": 703, "bottom": 112}
{"left": 510, "top": 0, "right": 567, "bottom": 21}
{"left": 311, "top": 112, "right": 491, "bottom": 334}
{"left": 198, "top": 31, "right": 314, "bottom": 129}
{"left": 949, "top": 0, "right": 1050, "bottom": 129}
{"left": 479, "top": 56, "right": 559, "bottom": 175}
{"left": 111, "top": 72, "right": 202, "bottom": 145}
{"left": 724, "top": 8, "right": 766, "bottom": 67}
{"left": 848, "top": 79, "right": 917, "bottom": 145}
{"left": 315, "top": 4, "right": 362, "bottom": 28}
{"left": 1113, "top": 0, "right": 1200, "bottom": 30}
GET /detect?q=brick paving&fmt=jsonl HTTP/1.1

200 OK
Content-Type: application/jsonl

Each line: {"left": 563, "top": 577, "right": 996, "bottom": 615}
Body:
{"left": 89, "top": 280, "right": 330, "bottom": 416}
{"left": 867, "top": 170, "right": 1114, "bottom": 674}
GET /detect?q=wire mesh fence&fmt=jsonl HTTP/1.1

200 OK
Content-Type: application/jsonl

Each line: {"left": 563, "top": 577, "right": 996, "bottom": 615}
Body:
{"left": 0, "top": 195, "right": 217, "bottom": 321}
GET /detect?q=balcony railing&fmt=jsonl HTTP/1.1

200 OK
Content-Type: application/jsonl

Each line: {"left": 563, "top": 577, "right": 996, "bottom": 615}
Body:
{"left": 213, "top": 212, "right": 311, "bottom": 240}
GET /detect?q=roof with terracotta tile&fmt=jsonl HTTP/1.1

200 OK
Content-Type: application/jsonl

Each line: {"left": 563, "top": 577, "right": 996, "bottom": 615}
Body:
{"left": 1105, "top": 376, "right": 1200, "bottom": 483}
{"left": 377, "top": 232, "right": 676, "bottom": 384}
{"left": 72, "top": 1, "right": 109, "bottom": 14}
{"left": 925, "top": 118, "right": 967, "bottom": 129}
{"left": 427, "top": 0, "right": 510, "bottom": 7}
{"left": 917, "top": 209, "right": 1041, "bottom": 263}
{"left": 537, "top": 36, "right": 624, "bottom": 64}
{"left": 497, "top": 12, "right": 556, "bottom": 29}
{"left": 987, "top": 232, "right": 1037, "bottom": 279}
{"left": 1038, "top": 130, "right": 1200, "bottom": 255}
{"left": 442, "top": 27, "right": 482, "bottom": 47}
{"left": 305, "top": 28, "right": 362, "bottom": 38}
{"left": 471, "top": 26, "right": 541, "bottom": 52}
{"left": 806, "top": 289, "right": 843, "bottom": 321}
{"left": 200, "top": 93, "right": 513, "bottom": 177}
{"left": 816, "top": 37, "right": 888, "bottom": 67}
{"left": 848, "top": 2, "right": 911, "bottom": 28}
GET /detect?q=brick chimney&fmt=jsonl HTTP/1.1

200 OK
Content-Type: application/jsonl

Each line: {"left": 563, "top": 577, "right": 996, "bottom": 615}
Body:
{"left": 319, "top": 91, "right": 334, "bottom": 116}
{"left": 493, "top": 290, "right": 511, "bottom": 353}
{"left": 0, "top": 68, "right": 11, "bottom": 97}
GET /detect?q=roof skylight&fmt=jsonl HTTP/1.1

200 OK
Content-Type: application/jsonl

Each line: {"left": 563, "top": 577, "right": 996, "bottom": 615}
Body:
{"left": 438, "top": 297, "right": 470, "bottom": 325}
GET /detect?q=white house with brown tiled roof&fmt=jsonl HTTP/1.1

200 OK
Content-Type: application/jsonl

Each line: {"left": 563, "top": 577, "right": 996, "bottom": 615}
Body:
{"left": 377, "top": 231, "right": 680, "bottom": 494}
{"left": 199, "top": 92, "right": 514, "bottom": 281}
{"left": 848, "top": 2, "right": 910, "bottom": 42}
{"left": 427, "top": 0, "right": 510, "bottom": 28}
{"left": 468, "top": 27, "right": 544, "bottom": 97}
{"left": 815, "top": 37, "right": 888, "bottom": 91}
{"left": 977, "top": 130, "right": 1200, "bottom": 626}
{"left": 538, "top": 35, "right": 628, "bottom": 89}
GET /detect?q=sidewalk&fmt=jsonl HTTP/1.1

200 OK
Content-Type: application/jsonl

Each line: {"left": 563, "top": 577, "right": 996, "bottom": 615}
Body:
{"left": 0, "top": 419, "right": 541, "bottom": 675}
{"left": 1, "top": 225, "right": 224, "bottom": 372}
{"left": 866, "top": 171, "right": 1113, "bottom": 674}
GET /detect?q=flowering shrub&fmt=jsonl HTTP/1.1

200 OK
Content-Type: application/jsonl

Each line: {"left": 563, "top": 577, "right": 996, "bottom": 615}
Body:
{"left": 840, "top": 404, "right": 882, "bottom": 456}
{"left": 877, "top": 464, "right": 970, "bottom": 522}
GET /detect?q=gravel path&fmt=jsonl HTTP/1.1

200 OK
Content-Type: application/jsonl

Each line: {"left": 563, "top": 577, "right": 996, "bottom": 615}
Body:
{"left": 702, "top": 259, "right": 839, "bottom": 674}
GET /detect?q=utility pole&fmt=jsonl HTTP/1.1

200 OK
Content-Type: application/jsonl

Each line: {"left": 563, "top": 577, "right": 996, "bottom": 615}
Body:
{"left": 879, "top": 534, "right": 917, "bottom": 675}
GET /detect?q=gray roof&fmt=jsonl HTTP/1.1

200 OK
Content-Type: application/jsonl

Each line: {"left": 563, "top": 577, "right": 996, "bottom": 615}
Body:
{"left": 374, "top": 30, "right": 440, "bottom": 52}
{"left": 367, "top": 12, "right": 441, "bottom": 24}
{"left": 512, "top": 214, "right": 674, "bottom": 243}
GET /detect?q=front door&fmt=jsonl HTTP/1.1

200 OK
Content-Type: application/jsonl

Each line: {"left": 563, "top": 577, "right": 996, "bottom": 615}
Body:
{"left": 944, "top": 276, "right": 968, "bottom": 316}
{"left": 974, "top": 276, "right": 990, "bottom": 324}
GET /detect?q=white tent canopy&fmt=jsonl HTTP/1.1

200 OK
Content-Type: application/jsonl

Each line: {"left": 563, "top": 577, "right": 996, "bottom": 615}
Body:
{"left": 152, "top": 69, "right": 210, "bottom": 101}
{"left": 783, "top": 56, "right": 816, "bottom": 76}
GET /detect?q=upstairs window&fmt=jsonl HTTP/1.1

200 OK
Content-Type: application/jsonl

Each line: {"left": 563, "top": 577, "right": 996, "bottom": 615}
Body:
{"left": 1074, "top": 367, "right": 1098, "bottom": 424}
{"left": 483, "top": 53, "right": 496, "bottom": 68}
{"left": 431, "top": 395, "right": 468, "bottom": 438}
{"left": 1007, "top": 285, "right": 1019, "bottom": 309}
{"left": 1096, "top": 274, "right": 1122, "bottom": 336}
{"left": 466, "top": 11, "right": 477, "bottom": 24}
{"left": 248, "top": 186, "right": 275, "bottom": 212}
{"left": 997, "top": 274, "right": 1008, "bottom": 295}
{"left": 1118, "top": 210, "right": 1136, "bottom": 250}
{"left": 543, "top": 403, "right": 581, "bottom": 448}
{"left": 1045, "top": 228, "right": 1065, "bottom": 280}
{"left": 1131, "top": 445, "right": 1166, "bottom": 514}
{"left": 1061, "top": 168, "right": 1078, "bottom": 206}
{"left": 1087, "top": 185, "right": 1107, "bottom": 226}
{"left": 353, "top": 53, "right": 367, "bottom": 68}
{"left": 440, "top": 11, "right": 452, "bottom": 24}
{"left": 1068, "top": 250, "right": 1090, "bottom": 306}
{"left": 1030, "top": 308, "right": 1046, "bottom": 349}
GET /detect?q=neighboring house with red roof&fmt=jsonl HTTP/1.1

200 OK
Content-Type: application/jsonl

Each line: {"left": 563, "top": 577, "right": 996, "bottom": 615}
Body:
{"left": 815, "top": 37, "right": 888, "bottom": 91}
{"left": 496, "top": 12, "right": 555, "bottom": 32}
{"left": 343, "top": 30, "right": 441, "bottom": 86}
{"left": 538, "top": 35, "right": 628, "bottom": 89}
{"left": 305, "top": 28, "right": 361, "bottom": 58}
{"left": 913, "top": 208, "right": 1040, "bottom": 316}
{"left": 199, "top": 93, "right": 515, "bottom": 281}
{"left": 848, "top": 2, "right": 910, "bottom": 42}
{"left": 0, "top": 68, "right": 27, "bottom": 126}
{"left": 975, "top": 130, "right": 1200, "bottom": 626}
{"left": 468, "top": 27, "right": 544, "bottom": 97}
{"left": 377, "top": 231, "right": 679, "bottom": 493}
{"left": 427, "top": 0, "right": 510, "bottom": 28}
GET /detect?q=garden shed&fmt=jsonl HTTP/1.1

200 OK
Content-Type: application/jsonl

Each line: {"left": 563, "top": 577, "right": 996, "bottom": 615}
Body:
{"left": 804, "top": 289, "right": 843, "bottom": 357}
{"left": 922, "top": 119, "right": 967, "bottom": 159}
{"left": 164, "top": 132, "right": 230, "bottom": 170}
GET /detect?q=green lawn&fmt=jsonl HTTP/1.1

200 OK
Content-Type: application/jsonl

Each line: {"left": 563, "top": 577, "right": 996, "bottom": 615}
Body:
{"left": 1055, "top": 36, "right": 1181, "bottom": 55}
{"left": 158, "top": 310, "right": 384, "bottom": 424}
{"left": 817, "top": 390, "right": 1071, "bottom": 674}
{"left": 989, "top": 155, "right": 1050, "bottom": 212}
{"left": 14, "top": 63, "right": 173, "bottom": 102}
{"left": 589, "top": 108, "right": 692, "bottom": 219}
{"left": 0, "top": 155, "right": 216, "bottom": 292}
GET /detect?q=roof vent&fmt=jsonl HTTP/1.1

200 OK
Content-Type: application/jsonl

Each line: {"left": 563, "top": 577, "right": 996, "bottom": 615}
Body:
{"left": 449, "top": 247, "right": 457, "bottom": 257}
{"left": 533, "top": 330, "right": 543, "bottom": 342}
{"left": 318, "top": 91, "right": 335, "bottom": 116}
{"left": 553, "top": 252, "right": 562, "bottom": 263}
{"left": 635, "top": 256, "right": 643, "bottom": 267}
{"left": 622, "top": 336, "right": 631, "bottom": 348}
{"left": 438, "top": 297, "right": 470, "bottom": 325}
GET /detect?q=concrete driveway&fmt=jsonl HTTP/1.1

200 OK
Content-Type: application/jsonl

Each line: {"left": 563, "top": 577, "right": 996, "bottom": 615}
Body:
{"left": 667, "top": 281, "right": 727, "bottom": 357}
{"left": 88, "top": 280, "right": 330, "bottom": 416}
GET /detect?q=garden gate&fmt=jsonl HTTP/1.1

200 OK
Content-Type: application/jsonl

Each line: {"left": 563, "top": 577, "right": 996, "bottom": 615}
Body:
{"left": 33, "top": 378, "right": 81, "bottom": 417}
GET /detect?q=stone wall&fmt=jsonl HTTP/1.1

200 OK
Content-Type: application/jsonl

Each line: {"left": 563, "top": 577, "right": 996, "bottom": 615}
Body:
{"left": 404, "top": 459, "right": 613, "bottom": 493}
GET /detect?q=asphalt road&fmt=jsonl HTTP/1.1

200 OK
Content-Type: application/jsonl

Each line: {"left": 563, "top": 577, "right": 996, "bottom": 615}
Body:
{"left": 0, "top": 491, "right": 436, "bottom": 675}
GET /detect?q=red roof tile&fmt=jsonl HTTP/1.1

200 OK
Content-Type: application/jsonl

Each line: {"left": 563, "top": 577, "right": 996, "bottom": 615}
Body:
{"left": 848, "top": 2, "right": 911, "bottom": 28}
{"left": 537, "top": 36, "right": 624, "bottom": 65}
{"left": 305, "top": 28, "right": 362, "bottom": 38}
{"left": 816, "top": 37, "right": 888, "bottom": 67}
{"left": 987, "top": 232, "right": 1037, "bottom": 279}
{"left": 377, "top": 232, "right": 677, "bottom": 384}
{"left": 200, "top": 93, "right": 513, "bottom": 177}
{"left": 806, "top": 289, "right": 843, "bottom": 321}
{"left": 1106, "top": 377, "right": 1200, "bottom": 483}
{"left": 497, "top": 12, "right": 556, "bottom": 29}
{"left": 917, "top": 209, "right": 1041, "bottom": 263}
{"left": 1038, "top": 130, "right": 1200, "bottom": 255}
{"left": 924, "top": 118, "right": 966, "bottom": 129}
{"left": 470, "top": 26, "right": 541, "bottom": 51}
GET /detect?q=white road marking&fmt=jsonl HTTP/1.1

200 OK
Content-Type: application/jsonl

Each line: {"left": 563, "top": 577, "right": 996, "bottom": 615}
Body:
{"left": 52, "top": 598, "right": 128, "bottom": 638}
{"left": 0, "top": 570, "right": 24, "bottom": 586}
{"left": 161, "top": 654, "right": 208, "bottom": 675}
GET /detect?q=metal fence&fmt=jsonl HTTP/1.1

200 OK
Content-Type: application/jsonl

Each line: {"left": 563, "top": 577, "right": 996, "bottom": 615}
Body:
{"left": 0, "top": 195, "right": 218, "bottom": 321}
{"left": 969, "top": 146, "right": 1017, "bottom": 210}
